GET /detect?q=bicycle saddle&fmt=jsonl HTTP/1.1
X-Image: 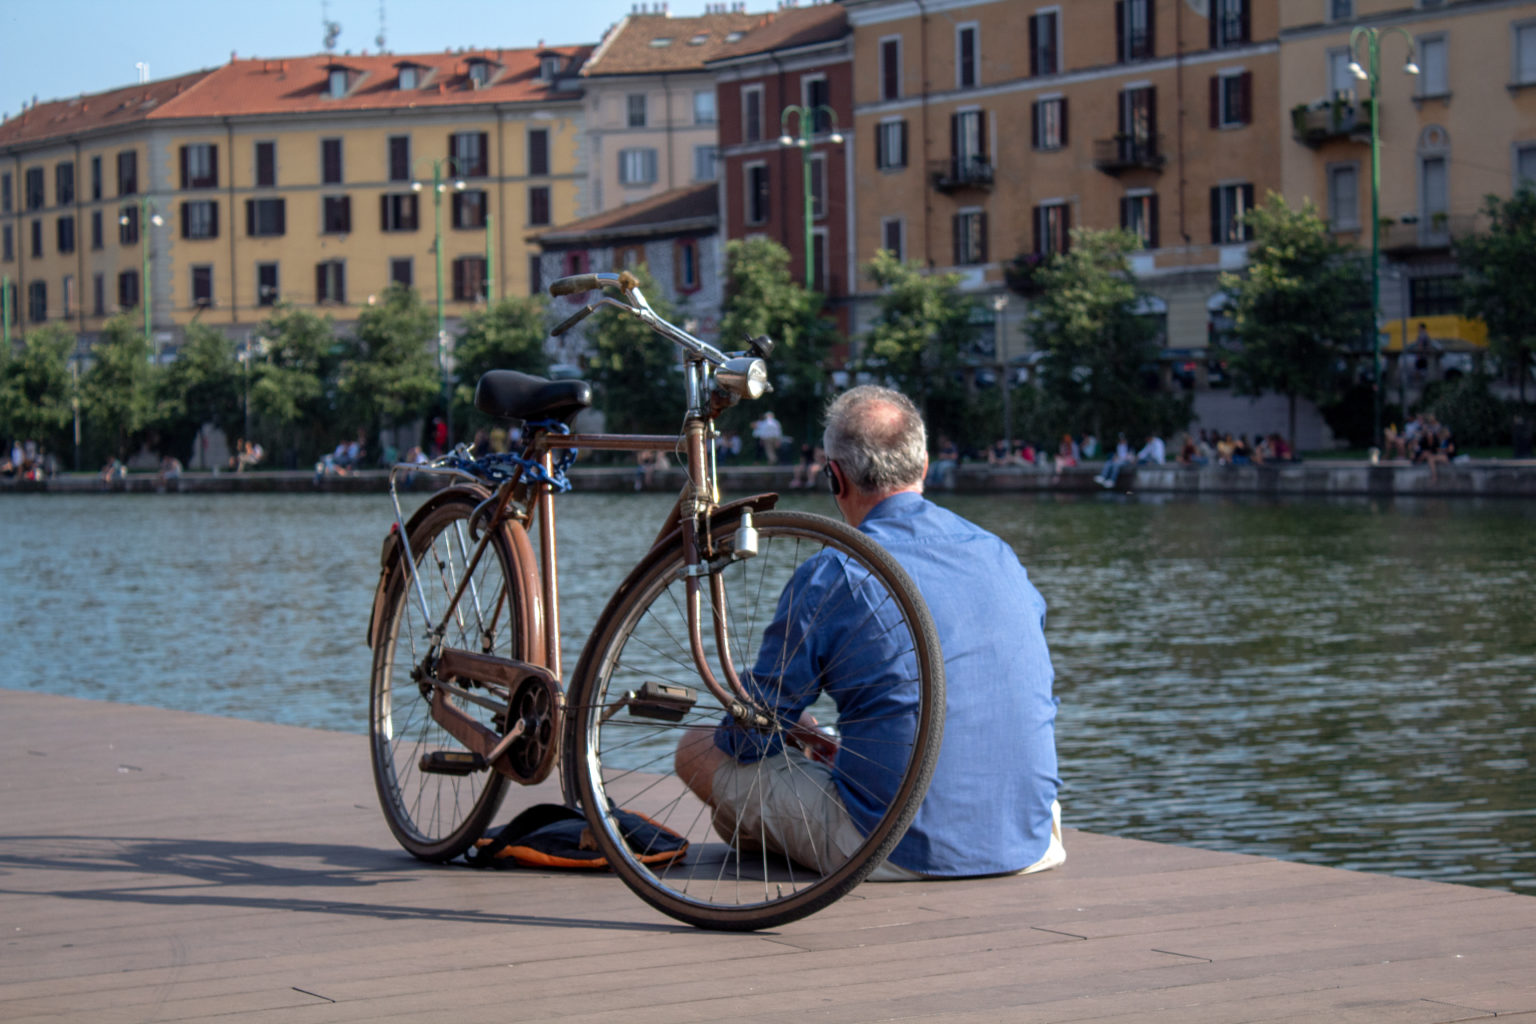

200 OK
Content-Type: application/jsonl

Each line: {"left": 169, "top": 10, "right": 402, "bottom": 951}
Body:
{"left": 475, "top": 370, "right": 593, "bottom": 425}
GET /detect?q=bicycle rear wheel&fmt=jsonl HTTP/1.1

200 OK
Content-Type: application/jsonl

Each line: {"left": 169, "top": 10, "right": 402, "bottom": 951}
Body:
{"left": 566, "top": 510, "right": 944, "bottom": 930}
{"left": 369, "top": 491, "right": 524, "bottom": 860}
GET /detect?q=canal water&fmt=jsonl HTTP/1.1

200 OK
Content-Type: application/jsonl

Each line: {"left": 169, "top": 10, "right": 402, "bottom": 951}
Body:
{"left": 3, "top": 489, "right": 1533, "bottom": 894}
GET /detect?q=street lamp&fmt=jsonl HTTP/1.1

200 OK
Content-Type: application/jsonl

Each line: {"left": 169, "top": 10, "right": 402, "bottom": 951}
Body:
{"left": 119, "top": 196, "right": 164, "bottom": 359}
{"left": 778, "top": 104, "right": 843, "bottom": 290}
{"left": 412, "top": 159, "right": 467, "bottom": 446}
{"left": 1348, "top": 24, "right": 1418, "bottom": 449}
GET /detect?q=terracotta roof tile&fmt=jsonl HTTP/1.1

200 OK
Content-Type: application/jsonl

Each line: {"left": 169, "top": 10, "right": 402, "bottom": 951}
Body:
{"left": 536, "top": 181, "right": 717, "bottom": 244}
{"left": 707, "top": 4, "right": 847, "bottom": 63}
{"left": 583, "top": 10, "right": 780, "bottom": 76}
{"left": 0, "top": 71, "right": 214, "bottom": 149}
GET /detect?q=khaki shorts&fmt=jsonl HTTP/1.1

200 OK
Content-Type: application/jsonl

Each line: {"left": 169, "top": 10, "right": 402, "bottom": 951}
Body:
{"left": 711, "top": 749, "right": 1066, "bottom": 881}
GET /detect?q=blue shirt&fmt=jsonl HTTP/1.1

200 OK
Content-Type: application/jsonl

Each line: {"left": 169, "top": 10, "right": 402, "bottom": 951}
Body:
{"left": 715, "top": 492, "right": 1061, "bottom": 876}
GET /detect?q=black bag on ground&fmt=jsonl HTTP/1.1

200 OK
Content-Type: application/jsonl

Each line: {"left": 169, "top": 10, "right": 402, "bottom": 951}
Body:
{"left": 463, "top": 803, "right": 688, "bottom": 870}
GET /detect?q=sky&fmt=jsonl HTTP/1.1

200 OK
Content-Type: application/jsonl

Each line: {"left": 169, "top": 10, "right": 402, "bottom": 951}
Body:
{"left": 0, "top": 0, "right": 664, "bottom": 118}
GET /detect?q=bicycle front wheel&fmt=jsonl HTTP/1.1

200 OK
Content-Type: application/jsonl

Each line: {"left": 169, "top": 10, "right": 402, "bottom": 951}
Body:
{"left": 369, "top": 491, "right": 527, "bottom": 861}
{"left": 566, "top": 510, "right": 944, "bottom": 930}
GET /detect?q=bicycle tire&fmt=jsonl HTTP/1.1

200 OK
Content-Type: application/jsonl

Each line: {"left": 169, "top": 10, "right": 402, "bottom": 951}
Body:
{"left": 566, "top": 510, "right": 944, "bottom": 930}
{"left": 369, "top": 490, "right": 527, "bottom": 861}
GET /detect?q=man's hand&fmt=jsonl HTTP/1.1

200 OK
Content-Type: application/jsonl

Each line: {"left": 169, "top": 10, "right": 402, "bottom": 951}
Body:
{"left": 788, "top": 711, "right": 838, "bottom": 766}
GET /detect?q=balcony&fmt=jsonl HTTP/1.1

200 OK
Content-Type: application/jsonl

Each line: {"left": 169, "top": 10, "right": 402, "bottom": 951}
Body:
{"left": 930, "top": 156, "right": 995, "bottom": 193}
{"left": 1291, "top": 98, "right": 1373, "bottom": 147}
{"left": 1375, "top": 213, "right": 1478, "bottom": 254}
{"left": 1092, "top": 133, "right": 1166, "bottom": 175}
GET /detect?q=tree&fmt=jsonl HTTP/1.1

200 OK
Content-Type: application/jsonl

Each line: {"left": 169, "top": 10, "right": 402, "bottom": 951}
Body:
{"left": 451, "top": 293, "right": 551, "bottom": 433}
{"left": 583, "top": 264, "right": 683, "bottom": 434}
{"left": 1027, "top": 228, "right": 1188, "bottom": 442}
{"left": 860, "top": 249, "right": 982, "bottom": 445}
{"left": 1218, "top": 192, "right": 1371, "bottom": 446}
{"left": 249, "top": 304, "right": 339, "bottom": 463}
{"left": 335, "top": 284, "right": 439, "bottom": 443}
{"left": 1456, "top": 186, "right": 1536, "bottom": 406}
{"left": 718, "top": 238, "right": 837, "bottom": 447}
{"left": 0, "top": 325, "right": 77, "bottom": 461}
{"left": 79, "top": 316, "right": 154, "bottom": 463}
{"left": 150, "top": 323, "right": 242, "bottom": 464}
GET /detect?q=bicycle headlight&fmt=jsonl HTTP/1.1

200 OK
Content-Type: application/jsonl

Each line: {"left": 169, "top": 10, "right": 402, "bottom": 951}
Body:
{"left": 716, "top": 357, "right": 771, "bottom": 400}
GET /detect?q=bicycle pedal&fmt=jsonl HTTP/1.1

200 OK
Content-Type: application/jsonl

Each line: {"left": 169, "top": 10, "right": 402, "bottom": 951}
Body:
{"left": 627, "top": 681, "right": 697, "bottom": 722}
{"left": 419, "top": 750, "right": 487, "bottom": 775}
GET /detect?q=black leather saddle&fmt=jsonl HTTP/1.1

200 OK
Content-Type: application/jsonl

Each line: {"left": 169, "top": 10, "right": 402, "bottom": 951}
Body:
{"left": 474, "top": 371, "right": 592, "bottom": 425}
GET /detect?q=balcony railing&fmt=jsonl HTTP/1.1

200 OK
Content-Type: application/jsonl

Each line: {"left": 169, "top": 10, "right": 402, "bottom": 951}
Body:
{"left": 1291, "top": 98, "right": 1373, "bottom": 147}
{"left": 1376, "top": 213, "right": 1478, "bottom": 253}
{"left": 1092, "top": 133, "right": 1166, "bottom": 174}
{"left": 930, "top": 156, "right": 995, "bottom": 193}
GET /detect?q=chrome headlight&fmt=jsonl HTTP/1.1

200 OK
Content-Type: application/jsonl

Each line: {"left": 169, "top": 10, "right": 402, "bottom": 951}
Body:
{"left": 716, "top": 357, "right": 771, "bottom": 400}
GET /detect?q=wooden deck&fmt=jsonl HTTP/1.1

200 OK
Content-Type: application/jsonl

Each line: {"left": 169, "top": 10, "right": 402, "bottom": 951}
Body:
{"left": 3, "top": 688, "right": 1535, "bottom": 1023}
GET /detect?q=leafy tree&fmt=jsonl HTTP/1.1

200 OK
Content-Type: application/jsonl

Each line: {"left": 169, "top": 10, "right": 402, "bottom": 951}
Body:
{"left": 149, "top": 323, "right": 242, "bottom": 464}
{"left": 1218, "top": 192, "right": 1371, "bottom": 446}
{"left": 1456, "top": 187, "right": 1536, "bottom": 406}
{"left": 583, "top": 264, "right": 683, "bottom": 434}
{"left": 860, "top": 249, "right": 981, "bottom": 445}
{"left": 718, "top": 238, "right": 837, "bottom": 447}
{"left": 1027, "top": 228, "right": 1188, "bottom": 442}
{"left": 451, "top": 293, "right": 551, "bottom": 433}
{"left": 335, "top": 284, "right": 439, "bottom": 444}
{"left": 249, "top": 304, "right": 339, "bottom": 463}
{"left": 0, "top": 325, "right": 77, "bottom": 459}
{"left": 79, "top": 316, "right": 154, "bottom": 463}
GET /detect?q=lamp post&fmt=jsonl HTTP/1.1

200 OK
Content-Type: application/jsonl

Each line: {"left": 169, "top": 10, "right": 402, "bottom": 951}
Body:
{"left": 412, "top": 159, "right": 467, "bottom": 446}
{"left": 778, "top": 105, "right": 843, "bottom": 290}
{"left": 119, "top": 196, "right": 164, "bottom": 360}
{"left": 1349, "top": 25, "right": 1418, "bottom": 450}
{"left": 2, "top": 273, "right": 12, "bottom": 348}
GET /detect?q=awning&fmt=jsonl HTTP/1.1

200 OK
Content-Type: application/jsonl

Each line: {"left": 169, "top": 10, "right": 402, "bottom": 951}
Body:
{"left": 1381, "top": 314, "right": 1488, "bottom": 353}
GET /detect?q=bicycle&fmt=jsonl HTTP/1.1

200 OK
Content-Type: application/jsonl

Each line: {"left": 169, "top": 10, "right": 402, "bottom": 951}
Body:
{"left": 366, "top": 271, "right": 944, "bottom": 930}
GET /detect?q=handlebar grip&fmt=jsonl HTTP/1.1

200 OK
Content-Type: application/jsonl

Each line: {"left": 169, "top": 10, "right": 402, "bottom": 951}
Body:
{"left": 550, "top": 303, "right": 596, "bottom": 337}
{"left": 549, "top": 274, "right": 601, "bottom": 297}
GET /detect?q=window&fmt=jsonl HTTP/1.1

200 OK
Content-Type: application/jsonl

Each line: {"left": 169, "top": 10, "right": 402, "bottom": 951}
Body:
{"left": 1, "top": 225, "right": 10, "bottom": 262}
{"left": 876, "top": 119, "right": 908, "bottom": 170}
{"left": 1118, "top": 0, "right": 1153, "bottom": 61}
{"left": 246, "top": 198, "right": 286, "bottom": 237}
{"left": 388, "top": 136, "right": 410, "bottom": 182}
{"left": 675, "top": 238, "right": 700, "bottom": 293}
{"left": 563, "top": 250, "right": 588, "bottom": 278}
{"left": 117, "top": 150, "right": 138, "bottom": 196}
{"left": 0, "top": 172, "right": 10, "bottom": 213}
{"left": 1033, "top": 96, "right": 1068, "bottom": 150}
{"left": 1211, "top": 0, "right": 1249, "bottom": 50}
{"left": 811, "top": 230, "right": 828, "bottom": 292}
{"left": 25, "top": 168, "right": 44, "bottom": 210}
{"left": 1328, "top": 163, "right": 1360, "bottom": 230}
{"left": 390, "top": 258, "right": 413, "bottom": 287}
{"left": 1327, "top": 47, "right": 1356, "bottom": 99}
{"left": 90, "top": 156, "right": 102, "bottom": 200}
{"left": 957, "top": 24, "right": 979, "bottom": 89}
{"left": 627, "top": 92, "right": 647, "bottom": 128}
{"left": 615, "top": 244, "right": 644, "bottom": 270}
{"left": 328, "top": 68, "right": 349, "bottom": 97}
{"left": 381, "top": 193, "right": 419, "bottom": 231}
{"left": 528, "top": 185, "right": 551, "bottom": 226}
{"left": 540, "top": 55, "right": 562, "bottom": 80}
{"left": 1121, "top": 85, "right": 1158, "bottom": 153}
{"left": 450, "top": 131, "right": 489, "bottom": 177}
{"left": 92, "top": 273, "right": 105, "bottom": 316}
{"left": 882, "top": 217, "right": 904, "bottom": 261}
{"left": 1030, "top": 10, "right": 1060, "bottom": 76}
{"left": 28, "top": 280, "right": 46, "bottom": 323}
{"left": 745, "top": 162, "right": 770, "bottom": 225}
{"left": 452, "top": 189, "right": 488, "bottom": 229}
{"left": 1330, "top": 0, "right": 1353, "bottom": 20}
{"left": 322, "top": 195, "right": 351, "bottom": 234}
{"left": 398, "top": 65, "right": 420, "bottom": 90}
{"left": 117, "top": 270, "right": 139, "bottom": 311}
{"left": 1121, "top": 192, "right": 1159, "bottom": 248}
{"left": 529, "top": 255, "right": 543, "bottom": 296}
{"left": 693, "top": 144, "right": 717, "bottom": 182}
{"left": 1420, "top": 154, "right": 1449, "bottom": 239}
{"left": 467, "top": 60, "right": 493, "bottom": 88}
{"left": 1211, "top": 182, "right": 1255, "bottom": 243}
{"left": 693, "top": 90, "right": 715, "bottom": 125}
{"left": 743, "top": 85, "right": 764, "bottom": 142}
{"left": 880, "top": 37, "right": 902, "bottom": 100}
{"left": 255, "top": 141, "right": 277, "bottom": 187}
{"left": 527, "top": 128, "right": 549, "bottom": 176}
{"left": 56, "top": 216, "right": 75, "bottom": 254}
{"left": 803, "top": 76, "right": 832, "bottom": 133}
{"left": 30, "top": 220, "right": 42, "bottom": 258}
{"left": 316, "top": 260, "right": 346, "bottom": 304}
{"left": 1410, "top": 274, "right": 1460, "bottom": 316}
{"left": 809, "top": 154, "right": 827, "bottom": 219}
{"left": 181, "top": 200, "right": 219, "bottom": 240}
{"left": 256, "top": 263, "right": 279, "bottom": 306}
{"left": 1417, "top": 35, "right": 1448, "bottom": 98}
{"left": 1034, "top": 202, "right": 1070, "bottom": 255}
{"left": 118, "top": 204, "right": 139, "bottom": 245}
{"left": 321, "top": 138, "right": 344, "bottom": 184}
{"left": 951, "top": 109, "right": 989, "bottom": 181}
{"left": 452, "top": 256, "right": 487, "bottom": 301}
{"left": 954, "top": 209, "right": 988, "bottom": 265}
{"left": 1518, "top": 22, "right": 1536, "bottom": 84}
{"left": 55, "top": 162, "right": 75, "bottom": 206}
{"left": 91, "top": 211, "right": 102, "bottom": 250}
{"left": 180, "top": 143, "right": 218, "bottom": 189}
{"left": 618, "top": 148, "right": 658, "bottom": 186}
{"left": 1517, "top": 143, "right": 1536, "bottom": 188}
{"left": 1212, "top": 71, "right": 1252, "bottom": 128}
{"left": 190, "top": 265, "right": 214, "bottom": 308}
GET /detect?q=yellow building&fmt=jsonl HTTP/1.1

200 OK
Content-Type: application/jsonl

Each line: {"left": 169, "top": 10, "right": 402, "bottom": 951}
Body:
{"left": 0, "top": 45, "right": 590, "bottom": 352}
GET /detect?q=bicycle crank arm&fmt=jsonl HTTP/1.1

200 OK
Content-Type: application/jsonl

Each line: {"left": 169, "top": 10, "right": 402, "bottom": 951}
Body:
{"left": 427, "top": 649, "right": 563, "bottom": 785}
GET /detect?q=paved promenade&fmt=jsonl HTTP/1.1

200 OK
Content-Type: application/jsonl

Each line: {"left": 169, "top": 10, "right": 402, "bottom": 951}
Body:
{"left": 3, "top": 688, "right": 1536, "bottom": 1023}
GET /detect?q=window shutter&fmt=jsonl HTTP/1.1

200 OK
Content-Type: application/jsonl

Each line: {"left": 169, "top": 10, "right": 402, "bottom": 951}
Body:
{"left": 245, "top": 199, "right": 255, "bottom": 236}
{"left": 1211, "top": 187, "right": 1222, "bottom": 243}
{"left": 209, "top": 147, "right": 219, "bottom": 188}
{"left": 950, "top": 113, "right": 960, "bottom": 165}
{"left": 1147, "top": 86, "right": 1159, "bottom": 139}
{"left": 210, "top": 202, "right": 219, "bottom": 239}
{"left": 1239, "top": 71, "right": 1253, "bottom": 124}
{"left": 1029, "top": 16, "right": 1040, "bottom": 76}
{"left": 1149, "top": 194, "right": 1160, "bottom": 249}
{"left": 1062, "top": 205, "right": 1071, "bottom": 252}
{"left": 979, "top": 110, "right": 989, "bottom": 157}
{"left": 1242, "top": 184, "right": 1255, "bottom": 239}
{"left": 1061, "top": 97, "right": 1070, "bottom": 146}
{"left": 1239, "top": 0, "right": 1250, "bottom": 43}
{"left": 952, "top": 214, "right": 961, "bottom": 265}
{"left": 380, "top": 194, "right": 389, "bottom": 229}
{"left": 1209, "top": 76, "right": 1220, "bottom": 129}
{"left": 1115, "top": 2, "right": 1125, "bottom": 61}
{"left": 179, "top": 146, "right": 189, "bottom": 190}
{"left": 979, "top": 211, "right": 989, "bottom": 262}
{"left": 876, "top": 125, "right": 887, "bottom": 168}
{"left": 1031, "top": 103, "right": 1040, "bottom": 149}
{"left": 341, "top": 197, "right": 351, "bottom": 233}
{"left": 316, "top": 263, "right": 327, "bottom": 303}
{"left": 899, "top": 121, "right": 908, "bottom": 166}
{"left": 1119, "top": 196, "right": 1129, "bottom": 231}
{"left": 1032, "top": 204, "right": 1043, "bottom": 254}
{"left": 181, "top": 202, "right": 192, "bottom": 240}
{"left": 1209, "top": 4, "right": 1218, "bottom": 48}
{"left": 1145, "top": 1, "right": 1156, "bottom": 57}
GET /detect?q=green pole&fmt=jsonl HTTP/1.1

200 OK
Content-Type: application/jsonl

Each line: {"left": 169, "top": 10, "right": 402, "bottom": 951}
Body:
{"left": 432, "top": 161, "right": 450, "bottom": 446}
{"left": 2, "top": 274, "right": 11, "bottom": 349}
{"left": 485, "top": 211, "right": 495, "bottom": 304}
{"left": 141, "top": 196, "right": 152, "bottom": 356}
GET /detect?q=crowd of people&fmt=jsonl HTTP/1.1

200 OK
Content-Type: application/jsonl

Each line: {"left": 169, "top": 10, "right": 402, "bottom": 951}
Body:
{"left": 1383, "top": 414, "right": 1458, "bottom": 481}
{"left": 2, "top": 438, "right": 55, "bottom": 481}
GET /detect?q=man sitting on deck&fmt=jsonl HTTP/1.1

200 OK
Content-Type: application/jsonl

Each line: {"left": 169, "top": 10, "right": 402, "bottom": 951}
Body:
{"left": 676, "top": 385, "right": 1064, "bottom": 880}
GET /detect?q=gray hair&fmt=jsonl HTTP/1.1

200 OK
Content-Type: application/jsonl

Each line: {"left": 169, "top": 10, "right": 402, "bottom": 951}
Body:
{"left": 822, "top": 385, "right": 927, "bottom": 494}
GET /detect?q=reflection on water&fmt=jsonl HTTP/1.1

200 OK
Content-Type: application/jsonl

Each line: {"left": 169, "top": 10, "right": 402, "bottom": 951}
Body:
{"left": 3, "top": 490, "right": 1533, "bottom": 893}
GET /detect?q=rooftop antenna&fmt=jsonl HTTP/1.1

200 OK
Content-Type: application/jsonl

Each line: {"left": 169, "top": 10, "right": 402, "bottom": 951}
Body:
{"left": 375, "top": 0, "right": 387, "bottom": 53}
{"left": 136, "top": 62, "right": 150, "bottom": 84}
{"left": 321, "top": 0, "right": 341, "bottom": 53}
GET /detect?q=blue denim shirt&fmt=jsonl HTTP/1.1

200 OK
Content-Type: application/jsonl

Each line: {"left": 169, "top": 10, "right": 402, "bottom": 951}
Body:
{"left": 715, "top": 492, "right": 1061, "bottom": 876}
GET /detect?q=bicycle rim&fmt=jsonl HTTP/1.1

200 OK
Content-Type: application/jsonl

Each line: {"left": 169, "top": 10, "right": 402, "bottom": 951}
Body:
{"left": 370, "top": 494, "right": 516, "bottom": 860}
{"left": 568, "top": 510, "right": 944, "bottom": 930}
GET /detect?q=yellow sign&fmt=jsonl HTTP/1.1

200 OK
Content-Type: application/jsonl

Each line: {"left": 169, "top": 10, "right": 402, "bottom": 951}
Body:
{"left": 1381, "top": 314, "right": 1488, "bottom": 352}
